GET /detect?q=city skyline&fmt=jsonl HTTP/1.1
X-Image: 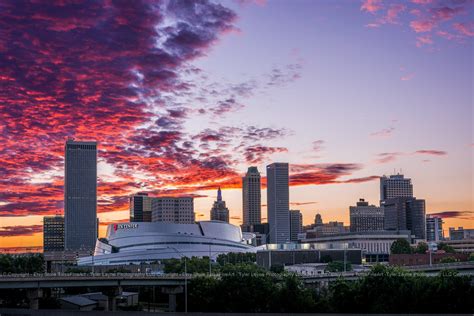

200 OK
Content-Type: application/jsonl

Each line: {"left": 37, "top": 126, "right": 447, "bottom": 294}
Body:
{"left": 0, "top": 0, "right": 473, "bottom": 248}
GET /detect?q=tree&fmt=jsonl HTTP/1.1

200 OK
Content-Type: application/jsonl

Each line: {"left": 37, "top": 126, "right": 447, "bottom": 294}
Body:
{"left": 0, "top": 254, "right": 44, "bottom": 274}
{"left": 320, "top": 254, "right": 333, "bottom": 263}
{"left": 390, "top": 239, "right": 412, "bottom": 254}
{"left": 325, "top": 261, "right": 352, "bottom": 272}
{"left": 438, "top": 242, "right": 456, "bottom": 253}
{"left": 414, "top": 242, "right": 428, "bottom": 254}
{"left": 106, "top": 267, "right": 131, "bottom": 273}
{"left": 270, "top": 264, "right": 284, "bottom": 273}
{"left": 439, "top": 256, "right": 458, "bottom": 264}
{"left": 163, "top": 257, "right": 216, "bottom": 274}
{"left": 216, "top": 252, "right": 256, "bottom": 265}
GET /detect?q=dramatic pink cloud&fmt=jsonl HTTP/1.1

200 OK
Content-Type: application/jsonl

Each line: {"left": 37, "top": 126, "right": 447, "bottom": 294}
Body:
{"left": 410, "top": 20, "right": 436, "bottom": 32}
{"left": 453, "top": 22, "right": 474, "bottom": 36}
{"left": 361, "top": 0, "right": 383, "bottom": 13}
{"left": 362, "top": 0, "right": 473, "bottom": 48}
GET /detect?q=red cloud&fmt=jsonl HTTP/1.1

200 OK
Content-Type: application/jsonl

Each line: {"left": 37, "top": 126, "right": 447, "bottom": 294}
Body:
{"left": 414, "top": 150, "right": 447, "bottom": 156}
{"left": 453, "top": 22, "right": 474, "bottom": 36}
{"left": 361, "top": 0, "right": 383, "bottom": 13}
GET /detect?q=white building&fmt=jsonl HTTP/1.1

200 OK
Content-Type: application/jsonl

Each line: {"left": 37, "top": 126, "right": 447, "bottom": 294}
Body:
{"left": 302, "top": 230, "right": 413, "bottom": 262}
{"left": 285, "top": 263, "right": 327, "bottom": 276}
{"left": 78, "top": 221, "right": 256, "bottom": 266}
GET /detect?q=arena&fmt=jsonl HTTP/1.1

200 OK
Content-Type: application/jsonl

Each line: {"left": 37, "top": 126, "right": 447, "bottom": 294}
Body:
{"left": 78, "top": 221, "right": 256, "bottom": 265}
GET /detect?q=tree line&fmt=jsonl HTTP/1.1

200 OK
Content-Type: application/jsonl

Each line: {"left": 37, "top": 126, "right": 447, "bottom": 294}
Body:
{"left": 186, "top": 263, "right": 474, "bottom": 313}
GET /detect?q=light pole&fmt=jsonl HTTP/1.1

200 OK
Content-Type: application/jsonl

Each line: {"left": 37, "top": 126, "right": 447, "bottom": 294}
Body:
{"left": 343, "top": 245, "right": 347, "bottom": 273}
{"left": 168, "top": 247, "right": 188, "bottom": 313}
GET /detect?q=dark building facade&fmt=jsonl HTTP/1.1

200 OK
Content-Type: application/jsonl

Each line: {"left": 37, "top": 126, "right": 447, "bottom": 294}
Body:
{"left": 130, "top": 193, "right": 153, "bottom": 222}
{"left": 242, "top": 166, "right": 261, "bottom": 225}
{"left": 43, "top": 216, "right": 65, "bottom": 252}
{"left": 383, "top": 197, "right": 426, "bottom": 240}
{"left": 289, "top": 210, "right": 303, "bottom": 242}
{"left": 210, "top": 188, "right": 230, "bottom": 222}
{"left": 267, "top": 163, "right": 290, "bottom": 244}
{"left": 349, "top": 199, "right": 384, "bottom": 232}
{"left": 64, "top": 140, "right": 97, "bottom": 251}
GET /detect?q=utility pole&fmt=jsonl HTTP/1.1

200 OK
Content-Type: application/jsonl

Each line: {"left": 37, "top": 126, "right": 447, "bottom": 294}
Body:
{"left": 184, "top": 257, "right": 187, "bottom": 314}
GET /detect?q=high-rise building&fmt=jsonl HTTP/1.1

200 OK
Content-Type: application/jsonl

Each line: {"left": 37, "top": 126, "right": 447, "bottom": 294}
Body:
{"left": 64, "top": 140, "right": 97, "bottom": 251}
{"left": 383, "top": 197, "right": 426, "bottom": 240}
{"left": 130, "top": 193, "right": 153, "bottom": 222}
{"left": 266, "top": 163, "right": 290, "bottom": 244}
{"left": 426, "top": 215, "right": 444, "bottom": 242}
{"left": 43, "top": 216, "right": 64, "bottom": 252}
{"left": 349, "top": 199, "right": 384, "bottom": 232}
{"left": 210, "top": 188, "right": 230, "bottom": 222}
{"left": 315, "top": 213, "right": 323, "bottom": 226}
{"left": 152, "top": 197, "right": 195, "bottom": 223}
{"left": 380, "top": 174, "right": 413, "bottom": 203}
{"left": 289, "top": 210, "right": 303, "bottom": 242}
{"left": 242, "top": 166, "right": 261, "bottom": 225}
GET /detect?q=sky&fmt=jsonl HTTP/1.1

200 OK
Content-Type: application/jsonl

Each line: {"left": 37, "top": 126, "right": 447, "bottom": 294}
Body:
{"left": 0, "top": 0, "right": 472, "bottom": 249}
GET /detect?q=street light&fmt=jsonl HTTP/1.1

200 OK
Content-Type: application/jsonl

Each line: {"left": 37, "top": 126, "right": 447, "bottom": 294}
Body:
{"left": 168, "top": 247, "right": 188, "bottom": 313}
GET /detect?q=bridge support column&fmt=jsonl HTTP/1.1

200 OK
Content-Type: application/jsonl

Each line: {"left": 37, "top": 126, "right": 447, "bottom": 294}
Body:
{"left": 26, "top": 288, "right": 43, "bottom": 310}
{"left": 162, "top": 286, "right": 183, "bottom": 312}
{"left": 104, "top": 286, "right": 122, "bottom": 311}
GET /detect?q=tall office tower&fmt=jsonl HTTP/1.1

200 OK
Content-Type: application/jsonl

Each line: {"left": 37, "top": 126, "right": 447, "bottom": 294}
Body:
{"left": 289, "top": 210, "right": 303, "bottom": 242}
{"left": 210, "top": 188, "right": 230, "bottom": 222}
{"left": 242, "top": 166, "right": 261, "bottom": 225}
{"left": 43, "top": 216, "right": 64, "bottom": 252}
{"left": 349, "top": 199, "right": 384, "bottom": 232}
{"left": 64, "top": 140, "right": 97, "bottom": 251}
{"left": 383, "top": 197, "right": 426, "bottom": 240}
{"left": 380, "top": 174, "right": 413, "bottom": 203}
{"left": 315, "top": 213, "right": 323, "bottom": 226}
{"left": 152, "top": 197, "right": 195, "bottom": 223}
{"left": 426, "top": 215, "right": 444, "bottom": 242}
{"left": 267, "top": 163, "right": 290, "bottom": 244}
{"left": 130, "top": 193, "right": 153, "bottom": 222}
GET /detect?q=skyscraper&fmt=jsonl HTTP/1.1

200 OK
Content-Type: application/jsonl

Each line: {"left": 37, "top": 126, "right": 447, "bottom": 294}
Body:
{"left": 426, "top": 215, "right": 444, "bottom": 242}
{"left": 289, "top": 209, "right": 303, "bottom": 242}
{"left": 314, "top": 213, "right": 323, "bottom": 226}
{"left": 349, "top": 199, "right": 384, "bottom": 232}
{"left": 242, "top": 166, "right": 261, "bottom": 225}
{"left": 380, "top": 174, "right": 413, "bottom": 203}
{"left": 266, "top": 163, "right": 290, "bottom": 244}
{"left": 152, "top": 197, "right": 195, "bottom": 223}
{"left": 130, "top": 193, "right": 153, "bottom": 222}
{"left": 383, "top": 197, "right": 426, "bottom": 240}
{"left": 43, "top": 215, "right": 64, "bottom": 252}
{"left": 64, "top": 140, "right": 97, "bottom": 251}
{"left": 210, "top": 188, "right": 230, "bottom": 222}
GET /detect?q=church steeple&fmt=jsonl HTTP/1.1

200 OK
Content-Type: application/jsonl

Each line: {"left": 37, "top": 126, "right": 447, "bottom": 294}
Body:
{"left": 217, "top": 187, "right": 222, "bottom": 202}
